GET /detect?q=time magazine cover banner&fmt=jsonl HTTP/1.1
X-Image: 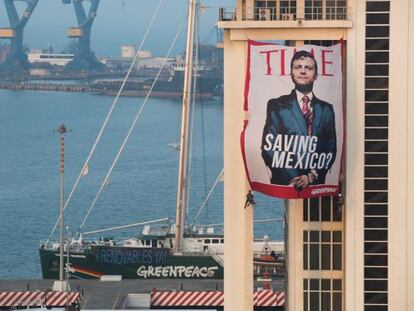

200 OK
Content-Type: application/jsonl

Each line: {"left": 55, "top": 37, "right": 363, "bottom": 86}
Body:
{"left": 241, "top": 41, "right": 344, "bottom": 199}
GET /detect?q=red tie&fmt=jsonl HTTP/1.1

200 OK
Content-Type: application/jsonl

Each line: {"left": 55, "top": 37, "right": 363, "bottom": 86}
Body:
{"left": 301, "top": 95, "right": 312, "bottom": 135}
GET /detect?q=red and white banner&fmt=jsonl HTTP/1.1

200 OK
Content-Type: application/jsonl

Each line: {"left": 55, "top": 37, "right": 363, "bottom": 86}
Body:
{"left": 242, "top": 41, "right": 344, "bottom": 199}
{"left": 150, "top": 290, "right": 284, "bottom": 307}
{"left": 0, "top": 291, "right": 80, "bottom": 308}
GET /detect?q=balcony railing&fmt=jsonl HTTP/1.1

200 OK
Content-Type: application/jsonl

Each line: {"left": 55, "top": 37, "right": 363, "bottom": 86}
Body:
{"left": 219, "top": 6, "right": 350, "bottom": 22}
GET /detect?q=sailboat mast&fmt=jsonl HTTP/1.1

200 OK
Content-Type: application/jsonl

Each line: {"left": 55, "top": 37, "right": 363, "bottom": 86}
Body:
{"left": 58, "top": 124, "right": 66, "bottom": 283}
{"left": 174, "top": 0, "right": 197, "bottom": 253}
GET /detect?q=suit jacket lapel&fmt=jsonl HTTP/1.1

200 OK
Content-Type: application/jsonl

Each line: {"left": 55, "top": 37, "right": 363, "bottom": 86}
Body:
{"left": 288, "top": 91, "right": 308, "bottom": 135}
{"left": 311, "top": 96, "right": 322, "bottom": 136}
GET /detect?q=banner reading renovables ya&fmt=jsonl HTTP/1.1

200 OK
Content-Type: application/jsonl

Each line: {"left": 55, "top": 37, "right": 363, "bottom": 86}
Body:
{"left": 241, "top": 41, "right": 343, "bottom": 199}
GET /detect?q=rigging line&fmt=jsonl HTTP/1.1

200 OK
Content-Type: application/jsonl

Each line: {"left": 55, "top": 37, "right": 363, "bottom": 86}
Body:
{"left": 82, "top": 218, "right": 169, "bottom": 236}
{"left": 185, "top": 1, "right": 201, "bottom": 222}
{"left": 198, "top": 42, "right": 210, "bottom": 224}
{"left": 195, "top": 6, "right": 211, "bottom": 225}
{"left": 48, "top": 0, "right": 164, "bottom": 239}
{"left": 190, "top": 168, "right": 224, "bottom": 227}
{"left": 79, "top": 20, "right": 186, "bottom": 231}
{"left": 200, "top": 25, "right": 216, "bottom": 45}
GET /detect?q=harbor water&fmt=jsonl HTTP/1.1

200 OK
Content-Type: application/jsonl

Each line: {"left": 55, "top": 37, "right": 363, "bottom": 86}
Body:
{"left": 0, "top": 89, "right": 283, "bottom": 279}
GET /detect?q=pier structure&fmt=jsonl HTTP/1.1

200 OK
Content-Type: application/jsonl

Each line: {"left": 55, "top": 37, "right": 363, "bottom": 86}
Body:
{"left": 0, "top": 279, "right": 285, "bottom": 309}
{"left": 0, "top": 0, "right": 39, "bottom": 72}
{"left": 63, "top": 0, "right": 104, "bottom": 72}
{"left": 218, "top": 0, "right": 414, "bottom": 310}
{"left": 0, "top": 81, "right": 91, "bottom": 92}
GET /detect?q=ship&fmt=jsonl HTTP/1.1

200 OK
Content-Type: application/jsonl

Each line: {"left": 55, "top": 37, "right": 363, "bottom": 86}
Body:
{"left": 89, "top": 60, "right": 222, "bottom": 99}
{"left": 39, "top": 0, "right": 284, "bottom": 280}
{"left": 39, "top": 224, "right": 284, "bottom": 279}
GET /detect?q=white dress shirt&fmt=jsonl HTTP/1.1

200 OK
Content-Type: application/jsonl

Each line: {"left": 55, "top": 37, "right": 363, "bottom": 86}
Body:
{"left": 295, "top": 90, "right": 314, "bottom": 112}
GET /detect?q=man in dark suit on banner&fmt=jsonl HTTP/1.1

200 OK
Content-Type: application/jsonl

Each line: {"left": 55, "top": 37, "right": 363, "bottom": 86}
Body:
{"left": 261, "top": 50, "right": 337, "bottom": 190}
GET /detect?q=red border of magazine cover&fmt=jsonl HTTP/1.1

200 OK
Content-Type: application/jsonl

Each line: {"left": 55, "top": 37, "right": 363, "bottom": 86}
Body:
{"left": 240, "top": 40, "right": 345, "bottom": 199}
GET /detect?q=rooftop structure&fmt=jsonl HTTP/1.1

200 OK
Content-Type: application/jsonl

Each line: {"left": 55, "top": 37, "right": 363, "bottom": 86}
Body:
{"left": 219, "top": 0, "right": 349, "bottom": 22}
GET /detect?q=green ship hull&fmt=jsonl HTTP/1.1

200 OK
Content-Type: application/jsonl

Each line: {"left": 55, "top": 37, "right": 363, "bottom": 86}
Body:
{"left": 39, "top": 245, "right": 224, "bottom": 279}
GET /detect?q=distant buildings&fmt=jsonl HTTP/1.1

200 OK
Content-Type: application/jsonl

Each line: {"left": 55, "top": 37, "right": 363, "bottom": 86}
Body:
{"left": 28, "top": 51, "right": 74, "bottom": 66}
{"left": 121, "top": 45, "right": 152, "bottom": 59}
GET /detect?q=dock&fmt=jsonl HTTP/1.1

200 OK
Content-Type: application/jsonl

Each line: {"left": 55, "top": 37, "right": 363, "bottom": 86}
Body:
{"left": 0, "top": 279, "right": 284, "bottom": 309}
{"left": 0, "top": 82, "right": 91, "bottom": 93}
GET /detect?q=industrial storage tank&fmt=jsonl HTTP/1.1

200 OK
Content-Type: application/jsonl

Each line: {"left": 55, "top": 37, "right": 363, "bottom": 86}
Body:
{"left": 121, "top": 45, "right": 152, "bottom": 59}
{"left": 121, "top": 45, "right": 136, "bottom": 59}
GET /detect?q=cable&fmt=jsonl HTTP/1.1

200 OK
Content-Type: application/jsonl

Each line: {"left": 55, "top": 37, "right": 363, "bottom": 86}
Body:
{"left": 48, "top": 0, "right": 164, "bottom": 239}
{"left": 79, "top": 20, "right": 186, "bottom": 231}
{"left": 190, "top": 168, "right": 223, "bottom": 227}
{"left": 185, "top": 1, "right": 200, "bottom": 222}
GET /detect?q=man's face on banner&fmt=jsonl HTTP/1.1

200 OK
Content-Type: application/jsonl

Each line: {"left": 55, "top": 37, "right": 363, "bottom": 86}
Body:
{"left": 291, "top": 56, "right": 317, "bottom": 93}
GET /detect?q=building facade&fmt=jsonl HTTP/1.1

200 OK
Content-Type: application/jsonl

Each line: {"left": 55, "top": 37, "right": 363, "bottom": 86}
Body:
{"left": 218, "top": 0, "right": 414, "bottom": 310}
{"left": 27, "top": 52, "right": 74, "bottom": 66}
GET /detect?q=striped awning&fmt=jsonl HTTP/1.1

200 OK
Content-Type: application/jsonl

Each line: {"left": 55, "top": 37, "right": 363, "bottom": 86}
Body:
{"left": 0, "top": 291, "right": 80, "bottom": 308}
{"left": 150, "top": 290, "right": 284, "bottom": 307}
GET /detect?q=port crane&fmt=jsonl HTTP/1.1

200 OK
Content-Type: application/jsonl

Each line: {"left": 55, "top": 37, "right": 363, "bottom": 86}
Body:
{"left": 63, "top": 0, "right": 104, "bottom": 72}
{"left": 0, "top": 0, "right": 39, "bottom": 72}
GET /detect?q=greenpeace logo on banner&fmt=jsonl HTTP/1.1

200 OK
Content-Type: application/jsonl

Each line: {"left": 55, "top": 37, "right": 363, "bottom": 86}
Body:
{"left": 136, "top": 265, "right": 219, "bottom": 278}
{"left": 311, "top": 187, "right": 337, "bottom": 196}
{"left": 241, "top": 41, "right": 344, "bottom": 199}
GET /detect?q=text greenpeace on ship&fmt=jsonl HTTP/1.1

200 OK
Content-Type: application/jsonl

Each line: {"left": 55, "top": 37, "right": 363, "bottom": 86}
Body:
{"left": 137, "top": 265, "right": 219, "bottom": 278}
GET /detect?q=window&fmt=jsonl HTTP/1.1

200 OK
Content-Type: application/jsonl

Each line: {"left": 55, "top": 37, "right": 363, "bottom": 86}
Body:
{"left": 304, "top": 278, "right": 342, "bottom": 311}
{"left": 256, "top": 0, "right": 277, "bottom": 20}
{"left": 304, "top": 40, "right": 335, "bottom": 47}
{"left": 326, "top": 0, "right": 347, "bottom": 20}
{"left": 303, "top": 230, "right": 342, "bottom": 270}
{"left": 364, "top": 179, "right": 388, "bottom": 191}
{"left": 365, "top": 128, "right": 388, "bottom": 141}
{"left": 365, "top": 39, "right": 389, "bottom": 51}
{"left": 366, "top": 26, "right": 389, "bottom": 37}
{"left": 302, "top": 194, "right": 344, "bottom": 309}
{"left": 365, "top": 77, "right": 389, "bottom": 89}
{"left": 364, "top": 27, "right": 390, "bottom": 300}
{"left": 280, "top": 0, "right": 296, "bottom": 17}
{"left": 366, "top": 13, "right": 389, "bottom": 24}
{"left": 305, "top": 0, "right": 323, "bottom": 20}
{"left": 365, "top": 154, "right": 388, "bottom": 165}
{"left": 255, "top": 0, "right": 297, "bottom": 21}
{"left": 303, "top": 196, "right": 342, "bottom": 222}
{"left": 304, "top": 0, "right": 347, "bottom": 20}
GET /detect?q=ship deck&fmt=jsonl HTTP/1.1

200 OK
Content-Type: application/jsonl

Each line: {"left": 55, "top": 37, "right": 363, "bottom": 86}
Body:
{"left": 0, "top": 278, "right": 284, "bottom": 309}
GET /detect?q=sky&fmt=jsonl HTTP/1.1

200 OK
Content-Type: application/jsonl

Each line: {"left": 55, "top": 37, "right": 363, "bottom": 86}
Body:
{"left": 0, "top": 0, "right": 234, "bottom": 57}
